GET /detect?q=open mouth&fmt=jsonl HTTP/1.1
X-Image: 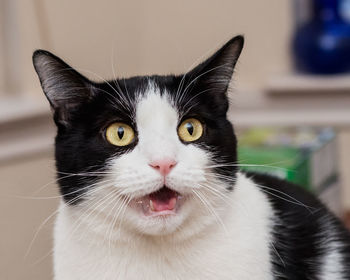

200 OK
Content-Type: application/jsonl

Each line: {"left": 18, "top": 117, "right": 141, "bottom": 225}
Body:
{"left": 132, "top": 186, "right": 183, "bottom": 217}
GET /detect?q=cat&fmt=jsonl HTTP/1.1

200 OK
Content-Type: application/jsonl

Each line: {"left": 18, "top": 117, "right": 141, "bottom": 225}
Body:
{"left": 33, "top": 35, "right": 350, "bottom": 280}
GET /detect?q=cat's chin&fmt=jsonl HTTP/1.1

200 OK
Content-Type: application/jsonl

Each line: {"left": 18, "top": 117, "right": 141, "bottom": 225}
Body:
{"left": 129, "top": 186, "right": 186, "bottom": 218}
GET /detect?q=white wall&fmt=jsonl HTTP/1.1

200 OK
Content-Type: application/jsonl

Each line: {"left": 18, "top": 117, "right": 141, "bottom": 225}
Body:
{"left": 0, "top": 152, "right": 57, "bottom": 280}
{"left": 17, "top": 0, "right": 293, "bottom": 95}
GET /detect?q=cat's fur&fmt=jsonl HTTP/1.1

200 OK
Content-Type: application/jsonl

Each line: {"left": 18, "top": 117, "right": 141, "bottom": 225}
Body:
{"left": 33, "top": 36, "right": 350, "bottom": 280}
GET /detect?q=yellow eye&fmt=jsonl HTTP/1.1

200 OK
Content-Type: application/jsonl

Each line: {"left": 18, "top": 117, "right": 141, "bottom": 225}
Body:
{"left": 106, "top": 122, "right": 135, "bottom": 146}
{"left": 178, "top": 118, "right": 203, "bottom": 142}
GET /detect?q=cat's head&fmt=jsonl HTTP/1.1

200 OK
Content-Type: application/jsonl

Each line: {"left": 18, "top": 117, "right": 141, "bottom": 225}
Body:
{"left": 33, "top": 36, "right": 243, "bottom": 239}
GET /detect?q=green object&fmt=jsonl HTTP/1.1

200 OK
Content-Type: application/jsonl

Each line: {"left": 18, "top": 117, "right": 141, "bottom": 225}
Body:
{"left": 237, "top": 127, "right": 338, "bottom": 193}
{"left": 238, "top": 146, "right": 311, "bottom": 191}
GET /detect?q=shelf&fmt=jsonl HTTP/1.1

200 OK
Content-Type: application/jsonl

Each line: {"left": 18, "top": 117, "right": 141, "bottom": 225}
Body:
{"left": 265, "top": 74, "right": 350, "bottom": 95}
{"left": 229, "top": 108, "right": 350, "bottom": 128}
{"left": 0, "top": 95, "right": 50, "bottom": 124}
{"left": 228, "top": 86, "right": 350, "bottom": 128}
{"left": 0, "top": 95, "right": 54, "bottom": 163}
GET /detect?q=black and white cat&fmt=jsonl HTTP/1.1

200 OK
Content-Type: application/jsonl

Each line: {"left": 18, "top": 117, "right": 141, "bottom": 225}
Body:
{"left": 33, "top": 36, "right": 350, "bottom": 280}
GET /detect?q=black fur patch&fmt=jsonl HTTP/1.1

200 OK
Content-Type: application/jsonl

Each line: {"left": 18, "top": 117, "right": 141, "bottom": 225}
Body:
{"left": 246, "top": 172, "right": 350, "bottom": 279}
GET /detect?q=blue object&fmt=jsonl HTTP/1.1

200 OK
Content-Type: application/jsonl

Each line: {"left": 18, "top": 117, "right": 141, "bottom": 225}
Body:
{"left": 293, "top": 0, "right": 350, "bottom": 74}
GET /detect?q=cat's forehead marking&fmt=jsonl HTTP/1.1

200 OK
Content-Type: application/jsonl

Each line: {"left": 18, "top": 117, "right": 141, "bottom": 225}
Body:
{"left": 136, "top": 81, "right": 178, "bottom": 129}
{"left": 134, "top": 81, "right": 180, "bottom": 160}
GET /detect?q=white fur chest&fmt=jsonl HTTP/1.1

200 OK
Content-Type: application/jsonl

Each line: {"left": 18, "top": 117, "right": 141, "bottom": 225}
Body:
{"left": 53, "top": 174, "right": 274, "bottom": 280}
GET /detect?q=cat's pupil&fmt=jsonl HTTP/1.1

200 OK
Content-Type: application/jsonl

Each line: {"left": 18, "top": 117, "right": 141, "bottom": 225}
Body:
{"left": 117, "top": 127, "right": 124, "bottom": 139}
{"left": 186, "top": 122, "right": 194, "bottom": 135}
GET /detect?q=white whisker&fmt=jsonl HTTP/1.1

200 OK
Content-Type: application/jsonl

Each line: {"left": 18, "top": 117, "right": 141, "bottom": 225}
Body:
{"left": 191, "top": 189, "right": 229, "bottom": 236}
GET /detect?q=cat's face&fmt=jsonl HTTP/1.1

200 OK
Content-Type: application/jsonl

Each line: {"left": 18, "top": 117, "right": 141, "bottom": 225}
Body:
{"left": 33, "top": 36, "right": 243, "bottom": 238}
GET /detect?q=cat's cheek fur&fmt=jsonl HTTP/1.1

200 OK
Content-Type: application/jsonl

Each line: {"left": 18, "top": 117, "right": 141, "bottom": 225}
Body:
{"left": 53, "top": 173, "right": 275, "bottom": 280}
{"left": 96, "top": 143, "right": 213, "bottom": 237}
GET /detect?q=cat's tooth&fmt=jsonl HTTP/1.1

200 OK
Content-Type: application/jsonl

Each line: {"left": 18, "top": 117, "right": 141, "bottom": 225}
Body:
{"left": 169, "top": 197, "right": 177, "bottom": 210}
{"left": 150, "top": 199, "right": 155, "bottom": 211}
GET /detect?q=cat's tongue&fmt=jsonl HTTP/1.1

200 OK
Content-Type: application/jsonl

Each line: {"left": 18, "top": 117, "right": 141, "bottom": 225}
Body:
{"left": 149, "top": 187, "right": 177, "bottom": 212}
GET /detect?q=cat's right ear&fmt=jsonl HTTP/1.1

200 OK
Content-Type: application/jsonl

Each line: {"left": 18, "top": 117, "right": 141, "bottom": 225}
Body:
{"left": 33, "top": 50, "right": 94, "bottom": 127}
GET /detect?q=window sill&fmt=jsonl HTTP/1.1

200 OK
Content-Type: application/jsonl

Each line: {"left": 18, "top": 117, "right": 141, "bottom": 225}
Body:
{"left": 0, "top": 96, "right": 54, "bottom": 164}
{"left": 0, "top": 95, "right": 50, "bottom": 124}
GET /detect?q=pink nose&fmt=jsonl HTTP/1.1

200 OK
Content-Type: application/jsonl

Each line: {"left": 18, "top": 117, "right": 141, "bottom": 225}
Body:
{"left": 149, "top": 159, "right": 177, "bottom": 176}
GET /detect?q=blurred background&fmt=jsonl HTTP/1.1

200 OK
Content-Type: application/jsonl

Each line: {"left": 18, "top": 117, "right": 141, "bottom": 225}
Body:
{"left": 1, "top": 0, "right": 350, "bottom": 279}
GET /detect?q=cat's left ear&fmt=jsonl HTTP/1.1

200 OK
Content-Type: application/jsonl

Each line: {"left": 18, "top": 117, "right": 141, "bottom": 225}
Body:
{"left": 184, "top": 35, "right": 244, "bottom": 109}
{"left": 33, "top": 50, "right": 94, "bottom": 127}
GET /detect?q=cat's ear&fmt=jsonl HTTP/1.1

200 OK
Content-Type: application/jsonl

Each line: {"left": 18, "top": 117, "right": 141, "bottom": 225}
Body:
{"left": 33, "top": 50, "right": 94, "bottom": 127}
{"left": 185, "top": 35, "right": 244, "bottom": 106}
